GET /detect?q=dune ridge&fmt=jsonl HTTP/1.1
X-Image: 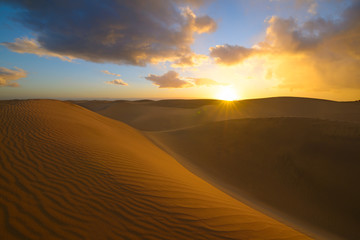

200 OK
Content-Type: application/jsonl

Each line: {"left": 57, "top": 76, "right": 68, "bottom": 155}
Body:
{"left": 0, "top": 100, "right": 310, "bottom": 239}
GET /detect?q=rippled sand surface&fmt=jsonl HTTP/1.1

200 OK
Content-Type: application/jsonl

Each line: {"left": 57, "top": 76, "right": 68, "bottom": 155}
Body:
{"left": 0, "top": 100, "right": 310, "bottom": 239}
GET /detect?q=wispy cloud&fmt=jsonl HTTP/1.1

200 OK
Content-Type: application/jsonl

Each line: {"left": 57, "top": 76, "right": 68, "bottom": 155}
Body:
{"left": 270, "top": 0, "right": 318, "bottom": 15}
{"left": 188, "top": 77, "right": 226, "bottom": 87}
{"left": 295, "top": 0, "right": 318, "bottom": 15}
{"left": 102, "top": 70, "right": 127, "bottom": 86}
{"left": 105, "top": 79, "right": 128, "bottom": 86}
{"left": 0, "top": 67, "right": 27, "bottom": 87}
{"left": 102, "top": 70, "right": 121, "bottom": 77}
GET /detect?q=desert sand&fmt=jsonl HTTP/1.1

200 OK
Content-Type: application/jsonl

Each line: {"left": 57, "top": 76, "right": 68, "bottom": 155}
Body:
{"left": 148, "top": 118, "right": 360, "bottom": 240}
{"left": 73, "top": 97, "right": 360, "bottom": 239}
{"left": 0, "top": 100, "right": 311, "bottom": 239}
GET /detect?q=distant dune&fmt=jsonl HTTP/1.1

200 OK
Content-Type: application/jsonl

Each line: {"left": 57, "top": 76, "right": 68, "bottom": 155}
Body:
{"left": 0, "top": 100, "right": 310, "bottom": 239}
{"left": 73, "top": 97, "right": 360, "bottom": 131}
{"left": 148, "top": 118, "right": 360, "bottom": 239}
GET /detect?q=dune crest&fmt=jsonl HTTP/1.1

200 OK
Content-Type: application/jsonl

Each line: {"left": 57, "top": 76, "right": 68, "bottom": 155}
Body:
{"left": 0, "top": 100, "right": 310, "bottom": 239}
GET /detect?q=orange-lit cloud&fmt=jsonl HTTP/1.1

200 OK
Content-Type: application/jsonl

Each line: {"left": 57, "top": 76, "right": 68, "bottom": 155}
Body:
{"left": 209, "top": 2, "right": 360, "bottom": 91}
{"left": 182, "top": 7, "right": 217, "bottom": 34}
{"left": 105, "top": 79, "right": 128, "bottom": 86}
{"left": 0, "top": 67, "right": 27, "bottom": 87}
{"left": 188, "top": 77, "right": 226, "bottom": 86}
{"left": 145, "top": 70, "right": 222, "bottom": 88}
{"left": 2, "top": 0, "right": 216, "bottom": 67}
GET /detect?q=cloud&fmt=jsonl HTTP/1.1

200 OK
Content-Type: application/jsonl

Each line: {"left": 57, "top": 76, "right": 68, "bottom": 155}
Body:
{"left": 102, "top": 70, "right": 121, "bottom": 77}
{"left": 1, "top": 0, "right": 216, "bottom": 66}
{"left": 270, "top": 0, "right": 318, "bottom": 15}
{"left": 210, "top": 44, "right": 259, "bottom": 65}
{"left": 102, "top": 70, "right": 127, "bottom": 85}
{"left": 105, "top": 79, "right": 128, "bottom": 86}
{"left": 307, "top": 2, "right": 317, "bottom": 15}
{"left": 1, "top": 37, "right": 74, "bottom": 62}
{"left": 145, "top": 70, "right": 222, "bottom": 88}
{"left": 146, "top": 71, "right": 194, "bottom": 88}
{"left": 171, "top": 53, "right": 208, "bottom": 68}
{"left": 0, "top": 67, "right": 27, "bottom": 87}
{"left": 295, "top": 0, "right": 318, "bottom": 15}
{"left": 209, "top": 2, "right": 360, "bottom": 90}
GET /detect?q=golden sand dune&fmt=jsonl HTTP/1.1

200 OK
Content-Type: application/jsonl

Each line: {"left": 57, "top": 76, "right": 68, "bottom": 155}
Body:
{"left": 73, "top": 97, "right": 360, "bottom": 131}
{"left": 148, "top": 118, "right": 360, "bottom": 239}
{"left": 0, "top": 100, "right": 310, "bottom": 239}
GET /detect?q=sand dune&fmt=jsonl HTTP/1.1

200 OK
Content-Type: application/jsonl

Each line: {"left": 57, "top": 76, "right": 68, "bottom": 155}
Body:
{"left": 73, "top": 97, "right": 360, "bottom": 131}
{"left": 0, "top": 100, "right": 310, "bottom": 239}
{"left": 148, "top": 118, "right": 360, "bottom": 239}
{"left": 71, "top": 100, "right": 211, "bottom": 131}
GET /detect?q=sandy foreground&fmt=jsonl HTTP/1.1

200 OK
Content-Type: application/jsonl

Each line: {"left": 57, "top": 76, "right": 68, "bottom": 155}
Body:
{"left": 0, "top": 100, "right": 311, "bottom": 239}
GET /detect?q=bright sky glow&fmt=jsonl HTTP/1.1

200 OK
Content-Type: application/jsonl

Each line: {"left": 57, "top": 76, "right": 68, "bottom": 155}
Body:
{"left": 216, "top": 86, "right": 239, "bottom": 101}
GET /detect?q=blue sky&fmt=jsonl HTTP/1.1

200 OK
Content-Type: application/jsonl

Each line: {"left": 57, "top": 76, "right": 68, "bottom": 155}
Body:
{"left": 0, "top": 0, "right": 358, "bottom": 100}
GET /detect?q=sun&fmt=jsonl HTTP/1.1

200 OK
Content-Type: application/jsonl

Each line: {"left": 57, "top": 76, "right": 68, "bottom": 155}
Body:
{"left": 216, "top": 86, "right": 239, "bottom": 101}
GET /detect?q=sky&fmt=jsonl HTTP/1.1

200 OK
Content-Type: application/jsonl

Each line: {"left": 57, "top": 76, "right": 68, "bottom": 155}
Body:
{"left": 0, "top": 0, "right": 359, "bottom": 101}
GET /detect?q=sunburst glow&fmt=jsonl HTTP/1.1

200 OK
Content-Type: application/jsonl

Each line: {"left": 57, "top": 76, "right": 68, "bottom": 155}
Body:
{"left": 216, "top": 86, "right": 239, "bottom": 101}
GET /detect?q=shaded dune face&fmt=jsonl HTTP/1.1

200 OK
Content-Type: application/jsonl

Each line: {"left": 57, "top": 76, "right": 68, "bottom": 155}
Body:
{"left": 149, "top": 118, "right": 360, "bottom": 239}
{"left": 0, "top": 100, "right": 310, "bottom": 239}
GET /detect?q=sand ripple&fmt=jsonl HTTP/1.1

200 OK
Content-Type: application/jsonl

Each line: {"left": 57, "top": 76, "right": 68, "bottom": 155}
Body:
{"left": 0, "top": 100, "right": 310, "bottom": 239}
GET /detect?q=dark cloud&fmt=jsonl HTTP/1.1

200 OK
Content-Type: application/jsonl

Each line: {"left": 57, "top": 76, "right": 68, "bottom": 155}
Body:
{"left": 105, "top": 79, "right": 128, "bottom": 86}
{"left": 209, "top": 2, "right": 360, "bottom": 89}
{"left": 0, "top": 67, "right": 27, "bottom": 87}
{"left": 0, "top": 0, "right": 216, "bottom": 66}
{"left": 145, "top": 70, "right": 221, "bottom": 88}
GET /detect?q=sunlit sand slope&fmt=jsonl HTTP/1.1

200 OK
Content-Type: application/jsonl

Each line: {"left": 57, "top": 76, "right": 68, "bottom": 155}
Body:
{"left": 0, "top": 100, "right": 310, "bottom": 239}
{"left": 73, "top": 97, "right": 360, "bottom": 131}
{"left": 149, "top": 118, "right": 360, "bottom": 239}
